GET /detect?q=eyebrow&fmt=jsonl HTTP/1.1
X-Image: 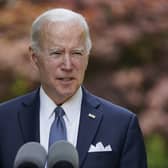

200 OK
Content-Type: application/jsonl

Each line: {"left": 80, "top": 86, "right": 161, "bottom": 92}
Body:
{"left": 48, "top": 47, "right": 85, "bottom": 52}
{"left": 72, "top": 48, "right": 85, "bottom": 52}
{"left": 48, "top": 47, "right": 64, "bottom": 52}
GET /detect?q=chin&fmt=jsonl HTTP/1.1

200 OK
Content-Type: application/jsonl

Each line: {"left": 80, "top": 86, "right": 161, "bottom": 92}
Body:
{"left": 61, "top": 88, "right": 77, "bottom": 98}
{"left": 63, "top": 90, "right": 76, "bottom": 97}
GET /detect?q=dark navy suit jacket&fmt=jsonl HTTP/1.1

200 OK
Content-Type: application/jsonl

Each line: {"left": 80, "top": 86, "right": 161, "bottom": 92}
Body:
{"left": 0, "top": 88, "right": 147, "bottom": 168}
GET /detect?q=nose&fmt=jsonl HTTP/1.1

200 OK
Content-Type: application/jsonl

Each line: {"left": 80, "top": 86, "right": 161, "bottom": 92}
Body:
{"left": 62, "top": 54, "right": 73, "bottom": 71}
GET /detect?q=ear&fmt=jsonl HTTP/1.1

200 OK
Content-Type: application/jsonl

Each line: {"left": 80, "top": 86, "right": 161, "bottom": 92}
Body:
{"left": 29, "top": 46, "right": 38, "bottom": 67}
{"left": 84, "top": 54, "right": 89, "bottom": 71}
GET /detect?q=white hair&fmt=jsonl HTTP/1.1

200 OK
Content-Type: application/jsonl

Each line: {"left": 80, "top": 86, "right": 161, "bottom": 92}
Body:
{"left": 31, "top": 8, "right": 92, "bottom": 54}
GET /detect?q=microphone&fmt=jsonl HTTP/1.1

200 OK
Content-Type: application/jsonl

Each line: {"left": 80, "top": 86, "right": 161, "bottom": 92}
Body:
{"left": 48, "top": 141, "right": 79, "bottom": 168}
{"left": 14, "top": 142, "right": 47, "bottom": 168}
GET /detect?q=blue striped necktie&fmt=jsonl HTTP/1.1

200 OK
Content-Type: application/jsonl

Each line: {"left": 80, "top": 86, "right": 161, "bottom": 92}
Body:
{"left": 48, "top": 106, "right": 67, "bottom": 148}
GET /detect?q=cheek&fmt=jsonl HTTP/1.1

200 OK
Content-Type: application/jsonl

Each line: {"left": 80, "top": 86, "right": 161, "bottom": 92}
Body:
{"left": 75, "top": 63, "right": 86, "bottom": 75}
{"left": 77, "top": 64, "right": 87, "bottom": 81}
{"left": 76, "top": 57, "right": 88, "bottom": 71}
{"left": 39, "top": 63, "right": 54, "bottom": 79}
{"left": 82, "top": 60, "right": 88, "bottom": 73}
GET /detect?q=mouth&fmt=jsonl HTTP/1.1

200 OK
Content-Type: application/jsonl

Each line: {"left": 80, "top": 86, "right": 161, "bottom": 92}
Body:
{"left": 57, "top": 77, "right": 74, "bottom": 81}
{"left": 56, "top": 77, "right": 75, "bottom": 84}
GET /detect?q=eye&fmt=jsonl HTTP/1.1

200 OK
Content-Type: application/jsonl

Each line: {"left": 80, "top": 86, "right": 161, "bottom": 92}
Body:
{"left": 50, "top": 51, "right": 61, "bottom": 55}
{"left": 72, "top": 51, "right": 83, "bottom": 57}
{"left": 49, "top": 51, "right": 63, "bottom": 58}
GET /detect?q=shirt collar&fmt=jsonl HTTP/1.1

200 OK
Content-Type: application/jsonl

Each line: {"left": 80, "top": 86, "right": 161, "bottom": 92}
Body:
{"left": 40, "top": 87, "right": 57, "bottom": 119}
{"left": 62, "top": 87, "right": 82, "bottom": 124}
{"left": 40, "top": 86, "right": 82, "bottom": 123}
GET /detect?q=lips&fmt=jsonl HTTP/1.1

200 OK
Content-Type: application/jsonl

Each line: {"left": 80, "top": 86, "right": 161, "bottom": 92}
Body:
{"left": 57, "top": 77, "right": 74, "bottom": 81}
{"left": 56, "top": 77, "right": 75, "bottom": 85}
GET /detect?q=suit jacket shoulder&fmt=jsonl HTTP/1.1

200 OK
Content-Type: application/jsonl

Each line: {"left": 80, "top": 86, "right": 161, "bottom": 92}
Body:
{"left": 0, "top": 89, "right": 38, "bottom": 115}
{"left": 0, "top": 89, "right": 40, "bottom": 168}
{"left": 83, "top": 88, "right": 135, "bottom": 122}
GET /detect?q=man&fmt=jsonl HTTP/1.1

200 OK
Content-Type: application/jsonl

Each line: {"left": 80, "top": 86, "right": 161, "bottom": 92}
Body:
{"left": 0, "top": 8, "right": 147, "bottom": 168}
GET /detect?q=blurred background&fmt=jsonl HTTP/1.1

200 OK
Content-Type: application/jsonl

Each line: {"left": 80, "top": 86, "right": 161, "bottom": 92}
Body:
{"left": 0, "top": 0, "right": 168, "bottom": 167}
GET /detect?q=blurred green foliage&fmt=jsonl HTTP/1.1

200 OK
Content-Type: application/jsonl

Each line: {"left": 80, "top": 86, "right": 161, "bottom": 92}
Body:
{"left": 10, "top": 77, "right": 29, "bottom": 96}
{"left": 146, "top": 134, "right": 168, "bottom": 168}
{"left": 0, "top": 77, "right": 36, "bottom": 102}
{"left": 119, "top": 32, "right": 167, "bottom": 68}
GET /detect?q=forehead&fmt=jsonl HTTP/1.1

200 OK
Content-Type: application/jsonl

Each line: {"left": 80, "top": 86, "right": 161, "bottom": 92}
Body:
{"left": 44, "top": 19, "right": 84, "bottom": 33}
{"left": 39, "top": 20, "right": 86, "bottom": 48}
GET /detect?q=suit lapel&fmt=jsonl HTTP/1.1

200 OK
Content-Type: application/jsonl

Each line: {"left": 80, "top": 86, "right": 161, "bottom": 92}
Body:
{"left": 77, "top": 88, "right": 103, "bottom": 167}
{"left": 17, "top": 89, "right": 40, "bottom": 143}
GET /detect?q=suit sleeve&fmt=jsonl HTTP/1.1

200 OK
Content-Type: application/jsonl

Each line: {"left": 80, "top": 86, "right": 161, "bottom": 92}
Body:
{"left": 119, "top": 114, "right": 147, "bottom": 168}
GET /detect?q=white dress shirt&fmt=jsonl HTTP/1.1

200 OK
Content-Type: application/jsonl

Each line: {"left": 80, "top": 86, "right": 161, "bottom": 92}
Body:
{"left": 39, "top": 86, "right": 82, "bottom": 152}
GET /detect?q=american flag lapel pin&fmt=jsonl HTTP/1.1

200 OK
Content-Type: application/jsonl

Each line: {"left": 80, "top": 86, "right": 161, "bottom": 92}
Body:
{"left": 88, "top": 113, "right": 96, "bottom": 119}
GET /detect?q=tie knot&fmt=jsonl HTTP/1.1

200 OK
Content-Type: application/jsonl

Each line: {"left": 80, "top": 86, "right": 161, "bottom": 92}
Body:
{"left": 54, "top": 106, "right": 65, "bottom": 118}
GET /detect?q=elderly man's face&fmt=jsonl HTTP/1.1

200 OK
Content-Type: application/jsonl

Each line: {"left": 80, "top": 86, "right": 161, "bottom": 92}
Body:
{"left": 31, "top": 21, "right": 89, "bottom": 104}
